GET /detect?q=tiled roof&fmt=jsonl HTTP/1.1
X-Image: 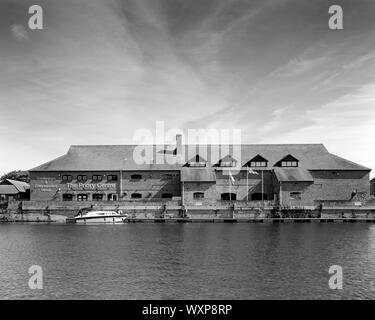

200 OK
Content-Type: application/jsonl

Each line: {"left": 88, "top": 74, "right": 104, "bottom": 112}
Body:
{"left": 181, "top": 168, "right": 216, "bottom": 182}
{"left": 0, "top": 185, "right": 19, "bottom": 195}
{"left": 29, "top": 144, "right": 371, "bottom": 172}
{"left": 0, "top": 179, "right": 30, "bottom": 192}
{"left": 274, "top": 168, "right": 314, "bottom": 182}
{"left": 7, "top": 179, "right": 30, "bottom": 192}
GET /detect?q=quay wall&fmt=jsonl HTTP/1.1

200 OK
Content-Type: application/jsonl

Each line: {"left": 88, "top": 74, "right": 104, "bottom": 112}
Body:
{"left": 2, "top": 200, "right": 375, "bottom": 223}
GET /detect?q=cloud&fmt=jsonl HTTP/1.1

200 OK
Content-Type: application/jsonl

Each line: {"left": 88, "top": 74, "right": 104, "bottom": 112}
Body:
{"left": 1, "top": 0, "right": 375, "bottom": 176}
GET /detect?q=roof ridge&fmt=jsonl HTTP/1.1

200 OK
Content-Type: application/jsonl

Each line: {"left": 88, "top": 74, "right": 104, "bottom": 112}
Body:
{"left": 69, "top": 143, "right": 326, "bottom": 147}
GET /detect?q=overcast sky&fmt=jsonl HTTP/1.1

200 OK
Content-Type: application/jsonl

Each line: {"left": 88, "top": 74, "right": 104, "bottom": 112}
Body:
{"left": 0, "top": 0, "right": 375, "bottom": 177}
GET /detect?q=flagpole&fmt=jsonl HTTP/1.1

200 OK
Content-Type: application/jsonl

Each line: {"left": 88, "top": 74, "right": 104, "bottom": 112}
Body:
{"left": 262, "top": 169, "right": 264, "bottom": 204}
{"left": 246, "top": 169, "right": 249, "bottom": 202}
{"left": 229, "top": 170, "right": 231, "bottom": 201}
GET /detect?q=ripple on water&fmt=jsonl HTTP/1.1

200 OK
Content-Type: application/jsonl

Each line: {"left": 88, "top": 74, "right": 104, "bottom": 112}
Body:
{"left": 1, "top": 223, "right": 375, "bottom": 299}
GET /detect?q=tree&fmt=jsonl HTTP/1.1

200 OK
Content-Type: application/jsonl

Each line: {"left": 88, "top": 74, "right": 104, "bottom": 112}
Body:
{"left": 0, "top": 170, "right": 30, "bottom": 183}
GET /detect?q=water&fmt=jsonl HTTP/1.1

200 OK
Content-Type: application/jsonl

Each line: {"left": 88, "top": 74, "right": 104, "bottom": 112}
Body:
{"left": 1, "top": 223, "right": 375, "bottom": 300}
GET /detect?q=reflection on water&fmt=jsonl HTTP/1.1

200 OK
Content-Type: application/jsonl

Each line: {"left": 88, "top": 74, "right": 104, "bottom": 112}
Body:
{"left": 1, "top": 223, "right": 375, "bottom": 299}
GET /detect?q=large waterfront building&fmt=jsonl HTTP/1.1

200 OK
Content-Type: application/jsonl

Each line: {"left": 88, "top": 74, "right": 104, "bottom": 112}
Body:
{"left": 29, "top": 135, "right": 371, "bottom": 207}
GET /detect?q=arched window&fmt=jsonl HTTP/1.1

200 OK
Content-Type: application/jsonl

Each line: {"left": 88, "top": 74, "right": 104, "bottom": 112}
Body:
{"left": 77, "top": 175, "right": 87, "bottom": 181}
{"left": 107, "top": 175, "right": 118, "bottom": 181}
{"left": 62, "top": 194, "right": 73, "bottom": 201}
{"left": 221, "top": 193, "right": 236, "bottom": 201}
{"left": 92, "top": 175, "right": 103, "bottom": 182}
{"left": 131, "top": 193, "right": 142, "bottom": 199}
{"left": 62, "top": 175, "right": 73, "bottom": 182}
{"left": 161, "top": 193, "right": 173, "bottom": 199}
{"left": 193, "top": 192, "right": 204, "bottom": 199}
{"left": 131, "top": 174, "right": 142, "bottom": 180}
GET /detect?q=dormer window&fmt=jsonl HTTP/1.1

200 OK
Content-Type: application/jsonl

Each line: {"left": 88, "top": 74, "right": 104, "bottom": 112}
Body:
{"left": 188, "top": 155, "right": 207, "bottom": 167}
{"left": 281, "top": 161, "right": 298, "bottom": 167}
{"left": 220, "top": 161, "right": 234, "bottom": 167}
{"left": 245, "top": 155, "right": 268, "bottom": 168}
{"left": 250, "top": 161, "right": 267, "bottom": 167}
{"left": 275, "top": 154, "right": 299, "bottom": 167}
{"left": 218, "top": 155, "right": 237, "bottom": 167}
{"left": 190, "top": 162, "right": 206, "bottom": 167}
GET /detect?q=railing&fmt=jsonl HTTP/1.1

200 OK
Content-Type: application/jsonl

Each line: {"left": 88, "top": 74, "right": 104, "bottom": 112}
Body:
{"left": 184, "top": 200, "right": 276, "bottom": 208}
{"left": 316, "top": 200, "right": 364, "bottom": 207}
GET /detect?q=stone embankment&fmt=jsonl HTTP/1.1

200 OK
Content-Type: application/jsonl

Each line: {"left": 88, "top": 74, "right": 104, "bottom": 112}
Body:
{"left": 1, "top": 200, "right": 375, "bottom": 223}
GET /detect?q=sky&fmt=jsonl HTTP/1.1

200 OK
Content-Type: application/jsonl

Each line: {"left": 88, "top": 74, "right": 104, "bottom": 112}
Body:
{"left": 0, "top": 0, "right": 375, "bottom": 177}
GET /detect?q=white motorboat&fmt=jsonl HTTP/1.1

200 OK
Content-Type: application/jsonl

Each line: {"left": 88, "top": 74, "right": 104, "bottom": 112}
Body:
{"left": 74, "top": 210, "right": 127, "bottom": 224}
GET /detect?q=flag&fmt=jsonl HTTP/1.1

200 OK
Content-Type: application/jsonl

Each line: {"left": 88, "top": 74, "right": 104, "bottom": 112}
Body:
{"left": 248, "top": 168, "right": 259, "bottom": 175}
{"left": 229, "top": 171, "right": 235, "bottom": 184}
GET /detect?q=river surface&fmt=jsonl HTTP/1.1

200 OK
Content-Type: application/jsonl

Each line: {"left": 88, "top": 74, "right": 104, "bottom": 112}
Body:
{"left": 1, "top": 223, "right": 375, "bottom": 299}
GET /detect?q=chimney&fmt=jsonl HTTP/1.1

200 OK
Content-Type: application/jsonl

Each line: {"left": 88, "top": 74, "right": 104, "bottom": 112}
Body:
{"left": 176, "top": 134, "right": 182, "bottom": 157}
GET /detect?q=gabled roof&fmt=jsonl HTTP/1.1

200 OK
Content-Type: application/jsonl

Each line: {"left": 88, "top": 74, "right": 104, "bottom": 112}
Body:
{"left": 29, "top": 144, "right": 371, "bottom": 172}
{"left": 188, "top": 154, "right": 207, "bottom": 163}
{"left": 183, "top": 154, "right": 207, "bottom": 167}
{"left": 214, "top": 154, "right": 238, "bottom": 167}
{"left": 244, "top": 154, "right": 268, "bottom": 166}
{"left": 0, "top": 185, "right": 19, "bottom": 195}
{"left": 274, "top": 168, "right": 314, "bottom": 182}
{"left": 0, "top": 179, "right": 30, "bottom": 192}
{"left": 274, "top": 154, "right": 299, "bottom": 167}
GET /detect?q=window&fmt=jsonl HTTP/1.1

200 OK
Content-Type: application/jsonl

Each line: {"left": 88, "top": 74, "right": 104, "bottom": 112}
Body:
{"left": 77, "top": 175, "right": 87, "bottom": 181}
{"left": 62, "top": 194, "right": 73, "bottom": 201}
{"left": 107, "top": 194, "right": 118, "bottom": 201}
{"left": 131, "top": 174, "right": 142, "bottom": 180}
{"left": 62, "top": 175, "right": 73, "bottom": 182}
{"left": 193, "top": 192, "right": 204, "bottom": 199}
{"left": 220, "top": 161, "right": 235, "bottom": 167}
{"left": 92, "top": 175, "right": 102, "bottom": 182}
{"left": 246, "top": 155, "right": 268, "bottom": 168}
{"left": 92, "top": 194, "right": 103, "bottom": 201}
{"left": 189, "top": 161, "right": 206, "bottom": 167}
{"left": 77, "top": 194, "right": 88, "bottom": 201}
{"left": 131, "top": 193, "right": 142, "bottom": 199}
{"left": 221, "top": 193, "right": 236, "bottom": 201}
{"left": 107, "top": 175, "right": 118, "bottom": 181}
{"left": 188, "top": 155, "right": 206, "bottom": 167}
{"left": 162, "top": 193, "right": 173, "bottom": 199}
{"left": 281, "top": 161, "right": 298, "bottom": 167}
{"left": 290, "top": 192, "right": 302, "bottom": 200}
{"left": 250, "top": 161, "right": 267, "bottom": 167}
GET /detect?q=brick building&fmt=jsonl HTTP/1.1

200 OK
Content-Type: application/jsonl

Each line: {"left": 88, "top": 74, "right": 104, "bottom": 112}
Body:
{"left": 371, "top": 178, "right": 375, "bottom": 196}
{"left": 29, "top": 135, "right": 371, "bottom": 207}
